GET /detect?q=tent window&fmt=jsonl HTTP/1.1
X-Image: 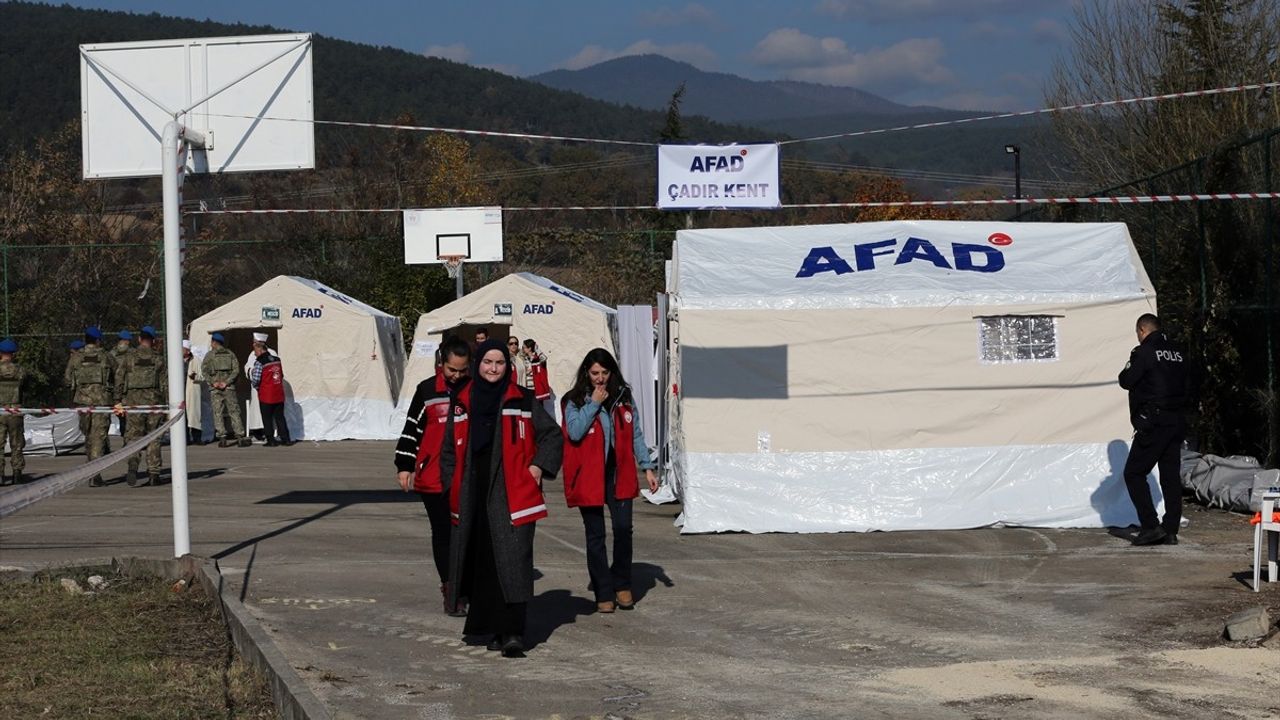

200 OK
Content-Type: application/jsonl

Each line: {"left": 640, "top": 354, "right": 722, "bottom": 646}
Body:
{"left": 978, "top": 316, "right": 1058, "bottom": 364}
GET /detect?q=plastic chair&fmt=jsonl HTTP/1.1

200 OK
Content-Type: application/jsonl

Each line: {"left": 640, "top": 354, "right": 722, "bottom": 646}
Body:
{"left": 1253, "top": 491, "right": 1280, "bottom": 591}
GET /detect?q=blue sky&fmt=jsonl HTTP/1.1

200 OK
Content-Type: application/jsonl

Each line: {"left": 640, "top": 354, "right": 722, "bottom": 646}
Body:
{"left": 57, "top": 0, "right": 1081, "bottom": 110}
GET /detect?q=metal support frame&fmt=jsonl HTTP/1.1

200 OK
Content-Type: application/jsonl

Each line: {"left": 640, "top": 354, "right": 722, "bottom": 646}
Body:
{"left": 162, "top": 121, "right": 195, "bottom": 557}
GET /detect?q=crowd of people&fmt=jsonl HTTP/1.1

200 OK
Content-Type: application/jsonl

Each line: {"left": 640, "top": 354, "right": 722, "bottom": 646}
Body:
{"left": 395, "top": 327, "right": 657, "bottom": 658}
{"left": 0, "top": 326, "right": 297, "bottom": 488}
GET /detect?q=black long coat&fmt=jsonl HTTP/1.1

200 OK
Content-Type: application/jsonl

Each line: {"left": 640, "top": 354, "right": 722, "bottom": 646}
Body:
{"left": 441, "top": 387, "right": 562, "bottom": 604}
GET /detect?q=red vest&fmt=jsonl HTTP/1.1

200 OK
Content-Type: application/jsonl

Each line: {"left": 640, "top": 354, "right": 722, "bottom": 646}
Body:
{"left": 561, "top": 397, "right": 639, "bottom": 508}
{"left": 412, "top": 373, "right": 453, "bottom": 494}
{"left": 531, "top": 361, "right": 551, "bottom": 400}
{"left": 258, "top": 355, "right": 285, "bottom": 404}
{"left": 448, "top": 380, "right": 548, "bottom": 526}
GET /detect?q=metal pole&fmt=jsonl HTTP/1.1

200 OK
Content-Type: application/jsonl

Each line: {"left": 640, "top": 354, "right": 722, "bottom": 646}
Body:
{"left": 162, "top": 121, "right": 191, "bottom": 558}
{"left": 454, "top": 263, "right": 464, "bottom": 300}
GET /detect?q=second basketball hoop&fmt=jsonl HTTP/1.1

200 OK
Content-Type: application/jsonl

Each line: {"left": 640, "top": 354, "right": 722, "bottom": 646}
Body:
{"left": 403, "top": 206, "right": 503, "bottom": 300}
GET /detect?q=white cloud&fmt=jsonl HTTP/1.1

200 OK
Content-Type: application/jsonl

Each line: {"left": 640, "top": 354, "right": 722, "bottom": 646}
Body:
{"left": 816, "top": 0, "right": 1057, "bottom": 22}
{"left": 751, "top": 29, "right": 952, "bottom": 93}
{"left": 560, "top": 40, "right": 718, "bottom": 71}
{"left": 423, "top": 43, "right": 471, "bottom": 63}
{"left": 638, "top": 3, "right": 718, "bottom": 28}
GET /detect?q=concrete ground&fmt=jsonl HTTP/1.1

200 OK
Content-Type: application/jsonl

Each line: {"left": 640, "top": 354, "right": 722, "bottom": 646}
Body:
{"left": 2, "top": 439, "right": 1279, "bottom": 720}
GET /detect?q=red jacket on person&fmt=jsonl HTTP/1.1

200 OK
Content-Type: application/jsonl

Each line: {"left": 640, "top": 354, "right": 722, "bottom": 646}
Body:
{"left": 447, "top": 379, "right": 548, "bottom": 526}
{"left": 394, "top": 373, "right": 456, "bottom": 494}
{"left": 561, "top": 397, "right": 639, "bottom": 508}
{"left": 530, "top": 360, "right": 551, "bottom": 400}
{"left": 256, "top": 353, "right": 285, "bottom": 405}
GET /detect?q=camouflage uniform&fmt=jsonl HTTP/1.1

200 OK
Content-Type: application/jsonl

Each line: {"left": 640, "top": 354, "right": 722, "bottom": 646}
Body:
{"left": 64, "top": 347, "right": 91, "bottom": 444}
{"left": 70, "top": 344, "right": 115, "bottom": 485}
{"left": 201, "top": 345, "right": 244, "bottom": 444}
{"left": 116, "top": 344, "right": 165, "bottom": 485}
{"left": 0, "top": 358, "right": 26, "bottom": 484}
{"left": 110, "top": 341, "right": 133, "bottom": 442}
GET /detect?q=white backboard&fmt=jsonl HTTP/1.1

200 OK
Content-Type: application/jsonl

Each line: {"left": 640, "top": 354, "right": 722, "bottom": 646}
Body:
{"left": 404, "top": 207, "right": 505, "bottom": 264}
{"left": 80, "top": 33, "right": 315, "bottom": 179}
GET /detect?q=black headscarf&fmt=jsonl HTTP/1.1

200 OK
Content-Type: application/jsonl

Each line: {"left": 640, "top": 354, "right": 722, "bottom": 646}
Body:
{"left": 469, "top": 339, "right": 511, "bottom": 453}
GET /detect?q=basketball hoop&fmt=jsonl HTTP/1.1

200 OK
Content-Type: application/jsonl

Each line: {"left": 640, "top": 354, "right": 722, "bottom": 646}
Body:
{"left": 441, "top": 255, "right": 465, "bottom": 279}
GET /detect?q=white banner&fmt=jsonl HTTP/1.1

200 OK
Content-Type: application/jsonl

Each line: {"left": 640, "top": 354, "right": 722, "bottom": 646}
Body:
{"left": 658, "top": 143, "right": 780, "bottom": 210}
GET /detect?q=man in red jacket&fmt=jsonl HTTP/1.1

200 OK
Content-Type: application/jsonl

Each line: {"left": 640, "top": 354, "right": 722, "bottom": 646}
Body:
{"left": 250, "top": 333, "right": 292, "bottom": 447}
{"left": 395, "top": 336, "right": 471, "bottom": 616}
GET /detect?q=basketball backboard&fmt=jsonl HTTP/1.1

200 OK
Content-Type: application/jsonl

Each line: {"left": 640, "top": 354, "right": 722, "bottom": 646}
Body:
{"left": 404, "top": 207, "right": 505, "bottom": 264}
{"left": 80, "top": 33, "right": 314, "bottom": 179}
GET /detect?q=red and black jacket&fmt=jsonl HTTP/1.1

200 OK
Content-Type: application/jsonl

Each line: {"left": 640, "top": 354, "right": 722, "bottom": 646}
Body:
{"left": 561, "top": 396, "right": 639, "bottom": 508}
{"left": 394, "top": 373, "right": 457, "bottom": 494}
{"left": 445, "top": 379, "right": 551, "bottom": 527}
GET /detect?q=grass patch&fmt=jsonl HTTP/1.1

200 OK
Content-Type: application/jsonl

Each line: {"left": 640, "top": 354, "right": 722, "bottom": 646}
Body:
{"left": 0, "top": 565, "right": 278, "bottom": 719}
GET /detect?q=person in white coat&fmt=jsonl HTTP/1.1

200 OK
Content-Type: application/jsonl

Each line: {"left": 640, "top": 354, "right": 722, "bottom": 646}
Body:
{"left": 182, "top": 339, "right": 205, "bottom": 444}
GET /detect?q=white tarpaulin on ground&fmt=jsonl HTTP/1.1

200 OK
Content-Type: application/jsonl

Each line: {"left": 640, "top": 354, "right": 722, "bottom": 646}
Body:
{"left": 189, "top": 276, "right": 405, "bottom": 441}
{"left": 399, "top": 273, "right": 616, "bottom": 417}
{"left": 23, "top": 413, "right": 84, "bottom": 456}
{"left": 657, "top": 143, "right": 780, "bottom": 209}
{"left": 668, "top": 220, "right": 1157, "bottom": 533}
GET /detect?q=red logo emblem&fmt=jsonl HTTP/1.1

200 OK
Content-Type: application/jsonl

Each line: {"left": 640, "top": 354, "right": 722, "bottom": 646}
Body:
{"left": 988, "top": 232, "right": 1013, "bottom": 246}
{"left": 740, "top": 149, "right": 748, "bottom": 156}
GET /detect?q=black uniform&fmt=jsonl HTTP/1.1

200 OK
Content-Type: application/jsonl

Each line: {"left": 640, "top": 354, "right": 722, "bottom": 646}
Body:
{"left": 1118, "top": 331, "right": 1190, "bottom": 537}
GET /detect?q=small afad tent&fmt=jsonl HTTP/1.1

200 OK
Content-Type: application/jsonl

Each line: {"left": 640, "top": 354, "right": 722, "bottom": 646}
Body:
{"left": 667, "top": 220, "right": 1156, "bottom": 533}
{"left": 189, "top": 276, "right": 405, "bottom": 441}
{"left": 399, "top": 273, "right": 616, "bottom": 413}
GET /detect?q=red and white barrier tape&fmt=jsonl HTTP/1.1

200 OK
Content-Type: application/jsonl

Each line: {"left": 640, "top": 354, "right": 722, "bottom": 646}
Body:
{"left": 779, "top": 81, "right": 1280, "bottom": 145}
{"left": 204, "top": 113, "right": 656, "bottom": 147}
{"left": 200, "top": 79, "right": 1280, "bottom": 149}
{"left": 184, "top": 192, "right": 1280, "bottom": 216}
{"left": 0, "top": 404, "right": 177, "bottom": 416}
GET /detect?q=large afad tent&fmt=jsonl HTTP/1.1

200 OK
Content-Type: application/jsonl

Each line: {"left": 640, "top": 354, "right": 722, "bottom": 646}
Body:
{"left": 189, "top": 276, "right": 405, "bottom": 441}
{"left": 667, "top": 221, "right": 1157, "bottom": 533}
{"left": 400, "top": 273, "right": 616, "bottom": 413}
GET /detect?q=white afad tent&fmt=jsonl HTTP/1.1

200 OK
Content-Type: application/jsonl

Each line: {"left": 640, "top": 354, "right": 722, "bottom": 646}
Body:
{"left": 667, "top": 220, "right": 1156, "bottom": 533}
{"left": 400, "top": 273, "right": 616, "bottom": 413}
{"left": 189, "top": 276, "right": 405, "bottom": 441}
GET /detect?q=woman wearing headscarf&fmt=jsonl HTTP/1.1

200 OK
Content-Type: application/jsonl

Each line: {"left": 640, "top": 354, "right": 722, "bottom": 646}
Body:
{"left": 562, "top": 348, "right": 659, "bottom": 614}
{"left": 440, "top": 338, "right": 562, "bottom": 658}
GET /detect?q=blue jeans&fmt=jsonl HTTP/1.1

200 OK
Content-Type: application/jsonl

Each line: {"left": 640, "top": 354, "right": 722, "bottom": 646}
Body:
{"left": 579, "top": 458, "right": 633, "bottom": 601}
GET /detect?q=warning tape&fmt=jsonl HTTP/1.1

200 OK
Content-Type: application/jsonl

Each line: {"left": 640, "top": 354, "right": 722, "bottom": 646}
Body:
{"left": 183, "top": 192, "right": 1280, "bottom": 216}
{"left": 0, "top": 410, "right": 185, "bottom": 519}
{"left": 201, "top": 79, "right": 1280, "bottom": 149}
{"left": 203, "top": 113, "right": 656, "bottom": 147}
{"left": 0, "top": 405, "right": 176, "bottom": 416}
{"left": 779, "top": 81, "right": 1280, "bottom": 145}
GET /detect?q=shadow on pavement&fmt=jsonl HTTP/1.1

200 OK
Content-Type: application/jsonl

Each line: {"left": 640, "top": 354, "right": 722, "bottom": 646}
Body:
{"left": 213, "top": 489, "right": 417, "bottom": 559}
{"left": 632, "top": 562, "right": 673, "bottom": 604}
{"left": 526, "top": 588, "right": 596, "bottom": 649}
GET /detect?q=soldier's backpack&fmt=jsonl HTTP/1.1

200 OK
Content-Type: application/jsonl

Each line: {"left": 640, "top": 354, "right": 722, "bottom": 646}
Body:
{"left": 75, "top": 349, "right": 110, "bottom": 388}
{"left": 128, "top": 350, "right": 160, "bottom": 390}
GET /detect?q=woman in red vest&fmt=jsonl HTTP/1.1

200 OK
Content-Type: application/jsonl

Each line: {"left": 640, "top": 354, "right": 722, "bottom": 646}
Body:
{"left": 562, "top": 348, "right": 658, "bottom": 613}
{"left": 441, "top": 339, "right": 562, "bottom": 657}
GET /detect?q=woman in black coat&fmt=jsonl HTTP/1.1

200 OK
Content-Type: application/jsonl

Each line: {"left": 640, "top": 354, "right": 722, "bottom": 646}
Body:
{"left": 440, "top": 338, "right": 562, "bottom": 657}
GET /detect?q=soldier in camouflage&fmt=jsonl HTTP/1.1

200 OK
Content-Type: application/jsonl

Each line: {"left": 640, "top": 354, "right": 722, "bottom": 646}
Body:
{"left": 64, "top": 339, "right": 88, "bottom": 447}
{"left": 0, "top": 338, "right": 26, "bottom": 485}
{"left": 111, "top": 329, "right": 134, "bottom": 443}
{"left": 115, "top": 325, "right": 165, "bottom": 487}
{"left": 71, "top": 326, "right": 115, "bottom": 486}
{"left": 202, "top": 332, "right": 249, "bottom": 447}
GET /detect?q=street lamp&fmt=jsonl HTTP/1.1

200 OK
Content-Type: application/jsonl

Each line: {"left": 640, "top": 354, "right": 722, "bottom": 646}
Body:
{"left": 1004, "top": 144, "right": 1021, "bottom": 202}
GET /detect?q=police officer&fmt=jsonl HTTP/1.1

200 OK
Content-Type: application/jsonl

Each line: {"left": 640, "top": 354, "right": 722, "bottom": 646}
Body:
{"left": 116, "top": 325, "right": 165, "bottom": 486}
{"left": 1119, "top": 313, "right": 1191, "bottom": 546}
{"left": 202, "top": 332, "right": 249, "bottom": 447}
{"left": 0, "top": 338, "right": 26, "bottom": 485}
{"left": 111, "top": 329, "right": 134, "bottom": 440}
{"left": 70, "top": 326, "right": 116, "bottom": 486}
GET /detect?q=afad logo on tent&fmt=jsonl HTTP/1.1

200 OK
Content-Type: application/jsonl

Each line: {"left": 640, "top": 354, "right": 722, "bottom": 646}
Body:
{"left": 796, "top": 233, "right": 1011, "bottom": 278}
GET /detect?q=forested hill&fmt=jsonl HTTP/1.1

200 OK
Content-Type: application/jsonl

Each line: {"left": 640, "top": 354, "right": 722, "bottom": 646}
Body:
{"left": 0, "top": 1, "right": 756, "bottom": 156}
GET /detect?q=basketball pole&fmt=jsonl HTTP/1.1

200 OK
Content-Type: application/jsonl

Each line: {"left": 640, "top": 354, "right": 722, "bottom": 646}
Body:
{"left": 163, "top": 120, "right": 203, "bottom": 558}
